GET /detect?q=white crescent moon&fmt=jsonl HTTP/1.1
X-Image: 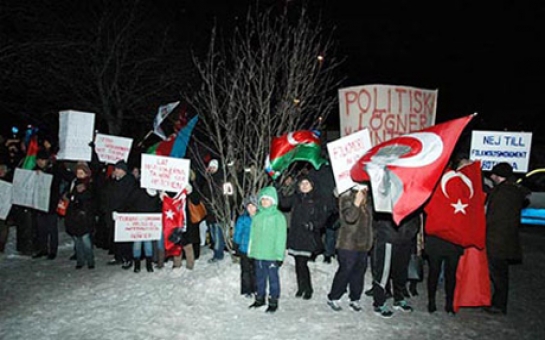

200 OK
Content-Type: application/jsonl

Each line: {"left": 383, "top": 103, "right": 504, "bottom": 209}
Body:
{"left": 287, "top": 133, "right": 298, "bottom": 146}
{"left": 370, "top": 132, "right": 443, "bottom": 168}
{"left": 441, "top": 170, "right": 474, "bottom": 198}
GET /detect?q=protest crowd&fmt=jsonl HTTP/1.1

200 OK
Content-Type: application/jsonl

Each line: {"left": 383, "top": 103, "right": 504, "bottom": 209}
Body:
{"left": 0, "top": 111, "right": 531, "bottom": 320}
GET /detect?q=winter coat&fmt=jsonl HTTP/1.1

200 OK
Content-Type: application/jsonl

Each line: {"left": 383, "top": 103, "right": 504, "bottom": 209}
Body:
{"left": 102, "top": 173, "right": 139, "bottom": 214}
{"left": 280, "top": 177, "right": 328, "bottom": 257}
{"left": 336, "top": 189, "right": 374, "bottom": 252}
{"left": 233, "top": 212, "right": 252, "bottom": 255}
{"left": 182, "top": 190, "right": 202, "bottom": 246}
{"left": 486, "top": 180, "right": 529, "bottom": 261}
{"left": 248, "top": 186, "right": 287, "bottom": 261}
{"left": 65, "top": 179, "right": 95, "bottom": 237}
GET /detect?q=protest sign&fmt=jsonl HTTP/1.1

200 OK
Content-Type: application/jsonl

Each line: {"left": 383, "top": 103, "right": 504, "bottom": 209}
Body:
{"left": 338, "top": 84, "right": 438, "bottom": 146}
{"left": 57, "top": 110, "right": 95, "bottom": 161}
{"left": 113, "top": 213, "right": 162, "bottom": 242}
{"left": 94, "top": 133, "right": 133, "bottom": 164}
{"left": 0, "top": 180, "right": 12, "bottom": 220}
{"left": 326, "top": 128, "right": 372, "bottom": 194}
{"left": 470, "top": 130, "right": 532, "bottom": 172}
{"left": 140, "top": 154, "right": 190, "bottom": 192}
{"left": 12, "top": 169, "right": 53, "bottom": 212}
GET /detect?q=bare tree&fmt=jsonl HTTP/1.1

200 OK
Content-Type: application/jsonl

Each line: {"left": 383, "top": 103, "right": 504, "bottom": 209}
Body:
{"left": 187, "top": 3, "right": 344, "bottom": 244}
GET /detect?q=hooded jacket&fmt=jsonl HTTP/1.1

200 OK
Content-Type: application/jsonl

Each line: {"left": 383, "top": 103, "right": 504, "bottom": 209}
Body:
{"left": 247, "top": 186, "right": 287, "bottom": 261}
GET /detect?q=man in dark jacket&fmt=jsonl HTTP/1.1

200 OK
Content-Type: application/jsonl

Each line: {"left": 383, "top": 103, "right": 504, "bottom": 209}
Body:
{"left": 484, "top": 162, "right": 530, "bottom": 315}
{"left": 201, "top": 159, "right": 226, "bottom": 263}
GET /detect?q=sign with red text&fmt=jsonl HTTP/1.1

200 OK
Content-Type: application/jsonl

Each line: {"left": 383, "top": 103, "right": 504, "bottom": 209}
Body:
{"left": 338, "top": 84, "right": 438, "bottom": 146}
{"left": 113, "top": 212, "right": 162, "bottom": 242}
{"left": 140, "top": 154, "right": 190, "bottom": 192}
{"left": 95, "top": 133, "right": 133, "bottom": 164}
{"left": 326, "top": 128, "right": 372, "bottom": 194}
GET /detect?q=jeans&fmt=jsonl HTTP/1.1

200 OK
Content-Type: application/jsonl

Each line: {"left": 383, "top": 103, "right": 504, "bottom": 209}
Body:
{"left": 74, "top": 233, "right": 95, "bottom": 267}
{"left": 133, "top": 241, "right": 153, "bottom": 258}
{"left": 255, "top": 260, "right": 280, "bottom": 299}
{"left": 208, "top": 222, "right": 225, "bottom": 260}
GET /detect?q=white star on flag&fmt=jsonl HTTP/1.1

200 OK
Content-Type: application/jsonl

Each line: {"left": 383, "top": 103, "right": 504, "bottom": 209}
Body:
{"left": 451, "top": 199, "right": 468, "bottom": 214}
{"left": 165, "top": 209, "right": 175, "bottom": 219}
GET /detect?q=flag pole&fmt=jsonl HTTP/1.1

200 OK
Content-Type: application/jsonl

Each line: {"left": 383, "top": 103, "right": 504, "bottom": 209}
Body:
{"left": 137, "top": 130, "right": 154, "bottom": 148}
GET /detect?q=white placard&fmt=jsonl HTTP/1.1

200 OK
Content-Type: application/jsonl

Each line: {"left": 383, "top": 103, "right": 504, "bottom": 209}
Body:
{"left": 338, "top": 84, "right": 438, "bottom": 145}
{"left": 470, "top": 130, "right": 532, "bottom": 173}
{"left": 113, "top": 213, "right": 162, "bottom": 242}
{"left": 327, "top": 128, "right": 373, "bottom": 194}
{"left": 12, "top": 169, "right": 53, "bottom": 212}
{"left": 94, "top": 133, "right": 133, "bottom": 164}
{"left": 0, "top": 180, "right": 13, "bottom": 220}
{"left": 57, "top": 110, "right": 96, "bottom": 161}
{"left": 140, "top": 154, "right": 190, "bottom": 192}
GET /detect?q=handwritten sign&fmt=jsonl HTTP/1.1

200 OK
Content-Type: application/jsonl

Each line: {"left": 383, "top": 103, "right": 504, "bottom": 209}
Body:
{"left": 113, "top": 213, "right": 162, "bottom": 242}
{"left": 470, "top": 130, "right": 532, "bottom": 173}
{"left": 95, "top": 133, "right": 133, "bottom": 164}
{"left": 0, "top": 180, "right": 12, "bottom": 220}
{"left": 326, "top": 128, "right": 373, "bottom": 194}
{"left": 57, "top": 110, "right": 96, "bottom": 161}
{"left": 12, "top": 169, "right": 53, "bottom": 212}
{"left": 338, "top": 84, "right": 437, "bottom": 146}
{"left": 140, "top": 154, "right": 190, "bottom": 192}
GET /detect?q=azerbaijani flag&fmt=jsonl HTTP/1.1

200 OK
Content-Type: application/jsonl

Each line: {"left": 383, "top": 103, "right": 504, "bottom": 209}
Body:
{"left": 21, "top": 135, "right": 39, "bottom": 170}
{"left": 147, "top": 115, "right": 199, "bottom": 158}
{"left": 265, "top": 130, "right": 327, "bottom": 179}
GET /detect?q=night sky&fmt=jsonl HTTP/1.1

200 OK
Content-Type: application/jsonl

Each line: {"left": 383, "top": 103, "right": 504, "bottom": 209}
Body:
{"left": 2, "top": 0, "right": 544, "bottom": 139}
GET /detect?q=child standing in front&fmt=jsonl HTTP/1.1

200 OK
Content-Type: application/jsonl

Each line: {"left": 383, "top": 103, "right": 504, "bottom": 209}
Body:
{"left": 248, "top": 186, "right": 287, "bottom": 313}
{"left": 233, "top": 195, "right": 259, "bottom": 298}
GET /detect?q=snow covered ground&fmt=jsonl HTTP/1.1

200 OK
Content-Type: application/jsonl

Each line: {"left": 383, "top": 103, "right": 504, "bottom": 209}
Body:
{"left": 1, "top": 223, "right": 544, "bottom": 340}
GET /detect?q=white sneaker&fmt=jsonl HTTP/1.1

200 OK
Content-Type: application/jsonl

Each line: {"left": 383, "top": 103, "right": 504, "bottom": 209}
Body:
{"left": 327, "top": 300, "right": 342, "bottom": 311}
{"left": 349, "top": 300, "right": 362, "bottom": 312}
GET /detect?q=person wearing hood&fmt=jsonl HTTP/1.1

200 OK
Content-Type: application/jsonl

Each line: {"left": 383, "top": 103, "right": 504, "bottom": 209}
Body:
{"left": 278, "top": 175, "right": 328, "bottom": 300}
{"left": 233, "top": 195, "right": 259, "bottom": 298}
{"left": 247, "top": 186, "right": 287, "bottom": 313}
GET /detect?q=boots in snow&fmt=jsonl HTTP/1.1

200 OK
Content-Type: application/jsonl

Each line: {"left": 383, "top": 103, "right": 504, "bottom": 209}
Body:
{"left": 266, "top": 298, "right": 278, "bottom": 313}
{"left": 146, "top": 257, "right": 154, "bottom": 272}
{"left": 249, "top": 296, "right": 266, "bottom": 309}
{"left": 134, "top": 259, "right": 141, "bottom": 273}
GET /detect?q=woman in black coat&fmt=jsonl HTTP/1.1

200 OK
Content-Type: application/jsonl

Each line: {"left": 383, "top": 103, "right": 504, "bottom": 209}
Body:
{"left": 279, "top": 175, "right": 328, "bottom": 300}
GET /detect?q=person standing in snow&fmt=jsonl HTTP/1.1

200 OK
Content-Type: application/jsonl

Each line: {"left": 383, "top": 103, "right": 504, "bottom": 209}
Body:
{"left": 326, "top": 184, "right": 373, "bottom": 312}
{"left": 247, "top": 186, "right": 287, "bottom": 313}
{"left": 233, "top": 195, "right": 258, "bottom": 298}
{"left": 278, "top": 175, "right": 328, "bottom": 300}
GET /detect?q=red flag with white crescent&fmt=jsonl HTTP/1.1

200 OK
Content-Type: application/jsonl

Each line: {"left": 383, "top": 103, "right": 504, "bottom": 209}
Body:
{"left": 424, "top": 160, "right": 486, "bottom": 249}
{"left": 162, "top": 193, "right": 186, "bottom": 257}
{"left": 350, "top": 114, "right": 474, "bottom": 225}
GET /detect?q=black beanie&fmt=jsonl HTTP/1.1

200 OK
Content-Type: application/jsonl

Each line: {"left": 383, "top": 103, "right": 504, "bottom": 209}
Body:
{"left": 491, "top": 162, "right": 513, "bottom": 178}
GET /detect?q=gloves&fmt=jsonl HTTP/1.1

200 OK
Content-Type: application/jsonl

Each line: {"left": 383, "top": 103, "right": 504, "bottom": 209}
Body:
{"left": 276, "top": 260, "right": 283, "bottom": 267}
{"left": 302, "top": 221, "right": 315, "bottom": 231}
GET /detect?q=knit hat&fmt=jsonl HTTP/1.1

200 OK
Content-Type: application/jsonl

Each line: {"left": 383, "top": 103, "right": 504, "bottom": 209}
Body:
{"left": 75, "top": 162, "right": 92, "bottom": 177}
{"left": 491, "top": 162, "right": 513, "bottom": 178}
{"left": 208, "top": 159, "right": 219, "bottom": 169}
{"left": 37, "top": 149, "right": 50, "bottom": 160}
{"left": 243, "top": 195, "right": 258, "bottom": 208}
{"left": 114, "top": 160, "right": 128, "bottom": 172}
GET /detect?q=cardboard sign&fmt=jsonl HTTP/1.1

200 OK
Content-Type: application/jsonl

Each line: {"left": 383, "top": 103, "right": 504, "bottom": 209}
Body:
{"left": 11, "top": 169, "right": 53, "bottom": 212}
{"left": 113, "top": 213, "right": 162, "bottom": 242}
{"left": 95, "top": 133, "right": 133, "bottom": 164}
{"left": 0, "top": 180, "right": 12, "bottom": 220}
{"left": 338, "top": 84, "right": 437, "bottom": 146}
{"left": 327, "top": 128, "right": 373, "bottom": 194}
{"left": 470, "top": 130, "right": 532, "bottom": 172}
{"left": 57, "top": 110, "right": 96, "bottom": 161}
{"left": 140, "top": 154, "right": 190, "bottom": 192}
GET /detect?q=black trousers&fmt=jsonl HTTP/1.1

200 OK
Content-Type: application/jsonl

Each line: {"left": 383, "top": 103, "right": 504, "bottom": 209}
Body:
{"left": 372, "top": 239, "right": 412, "bottom": 307}
{"left": 488, "top": 256, "right": 509, "bottom": 313}
{"left": 427, "top": 252, "right": 461, "bottom": 311}
{"left": 35, "top": 212, "right": 58, "bottom": 255}
{"left": 294, "top": 255, "right": 312, "bottom": 293}
{"left": 239, "top": 254, "right": 256, "bottom": 295}
{"left": 328, "top": 249, "right": 368, "bottom": 301}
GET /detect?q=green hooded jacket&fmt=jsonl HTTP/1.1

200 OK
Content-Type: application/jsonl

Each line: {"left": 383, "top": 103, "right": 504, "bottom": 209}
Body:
{"left": 248, "top": 186, "right": 287, "bottom": 261}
